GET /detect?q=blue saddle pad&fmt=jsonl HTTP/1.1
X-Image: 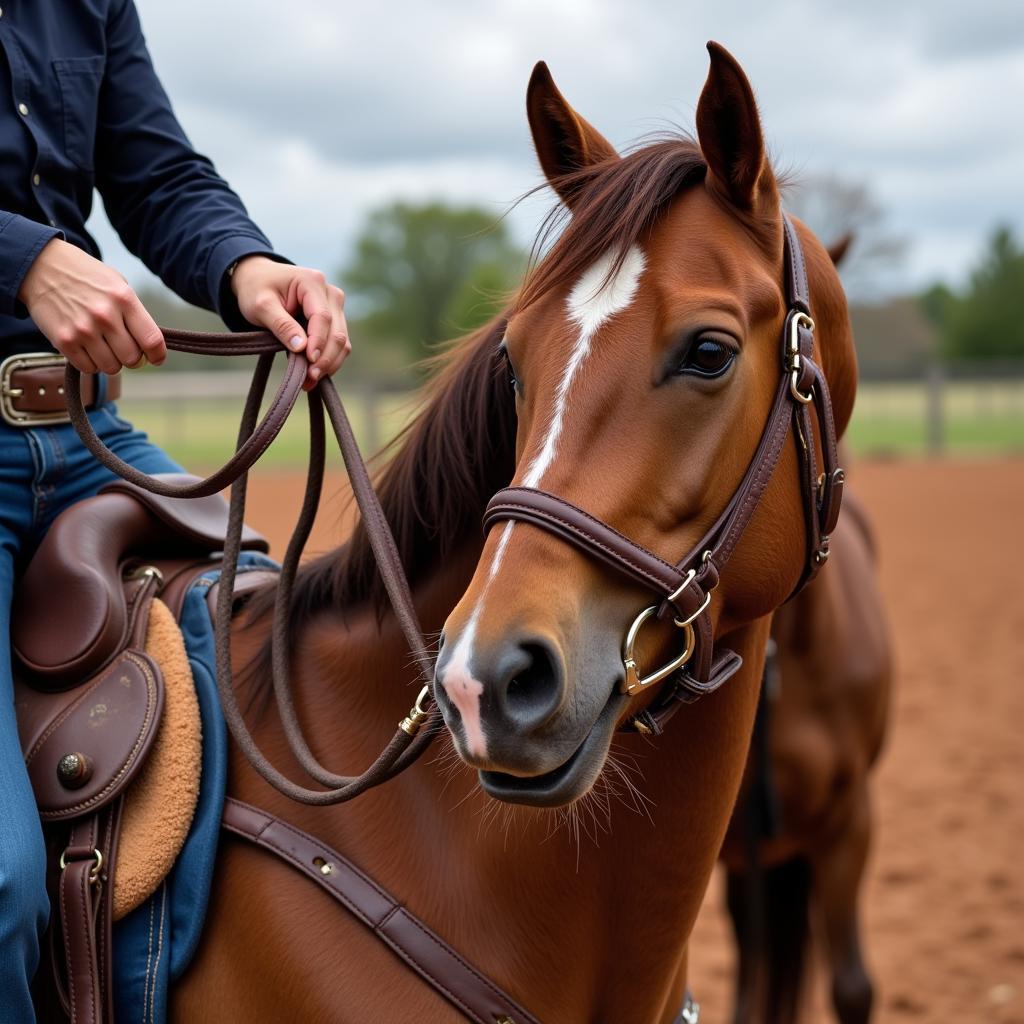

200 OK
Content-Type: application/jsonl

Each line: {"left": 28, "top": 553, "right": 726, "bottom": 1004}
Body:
{"left": 112, "top": 554, "right": 277, "bottom": 1023}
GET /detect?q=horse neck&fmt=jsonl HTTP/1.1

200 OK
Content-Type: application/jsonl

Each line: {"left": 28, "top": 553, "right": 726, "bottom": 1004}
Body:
{"left": 231, "top": 553, "right": 771, "bottom": 1019}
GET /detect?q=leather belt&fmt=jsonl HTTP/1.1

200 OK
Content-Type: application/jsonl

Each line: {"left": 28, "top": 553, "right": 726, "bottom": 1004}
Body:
{"left": 0, "top": 352, "right": 121, "bottom": 427}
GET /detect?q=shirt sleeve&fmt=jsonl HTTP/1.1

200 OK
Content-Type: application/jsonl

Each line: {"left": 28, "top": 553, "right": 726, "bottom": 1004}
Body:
{"left": 94, "top": 0, "right": 290, "bottom": 329}
{"left": 0, "top": 212, "right": 62, "bottom": 317}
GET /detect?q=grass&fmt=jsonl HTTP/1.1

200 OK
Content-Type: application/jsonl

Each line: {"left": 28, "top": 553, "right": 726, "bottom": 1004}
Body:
{"left": 114, "top": 379, "right": 1024, "bottom": 470}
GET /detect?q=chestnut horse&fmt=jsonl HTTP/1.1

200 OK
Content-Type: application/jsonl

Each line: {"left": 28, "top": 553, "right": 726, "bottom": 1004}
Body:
{"left": 174, "top": 43, "right": 858, "bottom": 1022}
{"left": 721, "top": 484, "right": 892, "bottom": 1024}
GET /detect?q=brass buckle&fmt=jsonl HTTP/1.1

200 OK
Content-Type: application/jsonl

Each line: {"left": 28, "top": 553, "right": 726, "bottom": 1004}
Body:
{"left": 0, "top": 352, "right": 71, "bottom": 427}
{"left": 786, "top": 312, "right": 815, "bottom": 405}
{"left": 621, "top": 605, "right": 696, "bottom": 697}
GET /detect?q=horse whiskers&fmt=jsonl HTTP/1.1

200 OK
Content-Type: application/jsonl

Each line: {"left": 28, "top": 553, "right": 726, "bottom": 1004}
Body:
{"left": 601, "top": 745, "right": 656, "bottom": 823}
{"left": 428, "top": 733, "right": 656, "bottom": 857}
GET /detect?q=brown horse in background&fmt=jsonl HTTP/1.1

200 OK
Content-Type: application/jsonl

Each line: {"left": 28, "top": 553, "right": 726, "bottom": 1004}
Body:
{"left": 721, "top": 483, "right": 892, "bottom": 1024}
{"left": 174, "top": 44, "right": 859, "bottom": 1022}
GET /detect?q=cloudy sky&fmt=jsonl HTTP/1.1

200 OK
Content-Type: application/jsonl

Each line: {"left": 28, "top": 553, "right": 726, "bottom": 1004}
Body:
{"left": 89, "top": 0, "right": 1024, "bottom": 304}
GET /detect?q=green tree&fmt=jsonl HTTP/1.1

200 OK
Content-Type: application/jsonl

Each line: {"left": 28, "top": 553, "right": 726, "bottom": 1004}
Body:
{"left": 341, "top": 202, "right": 525, "bottom": 361}
{"left": 931, "top": 225, "right": 1024, "bottom": 362}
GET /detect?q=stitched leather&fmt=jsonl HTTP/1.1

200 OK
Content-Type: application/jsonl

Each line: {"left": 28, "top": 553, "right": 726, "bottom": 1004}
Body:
{"left": 12, "top": 478, "right": 266, "bottom": 689}
{"left": 222, "top": 799, "right": 542, "bottom": 1024}
{"left": 59, "top": 818, "right": 104, "bottom": 1024}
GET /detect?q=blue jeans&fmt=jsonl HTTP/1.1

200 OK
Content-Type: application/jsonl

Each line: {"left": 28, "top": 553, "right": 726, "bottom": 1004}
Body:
{"left": 0, "top": 402, "right": 181, "bottom": 1023}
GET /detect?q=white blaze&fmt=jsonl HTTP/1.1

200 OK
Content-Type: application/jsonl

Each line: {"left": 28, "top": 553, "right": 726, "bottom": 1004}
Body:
{"left": 441, "top": 607, "right": 488, "bottom": 758}
{"left": 441, "top": 246, "right": 646, "bottom": 758}
{"left": 522, "top": 245, "right": 647, "bottom": 488}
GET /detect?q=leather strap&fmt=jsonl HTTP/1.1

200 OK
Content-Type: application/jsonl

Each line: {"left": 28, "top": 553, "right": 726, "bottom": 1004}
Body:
{"left": 222, "top": 799, "right": 542, "bottom": 1024}
{"left": 52, "top": 607, "right": 135, "bottom": 1024}
{"left": 58, "top": 816, "right": 104, "bottom": 1024}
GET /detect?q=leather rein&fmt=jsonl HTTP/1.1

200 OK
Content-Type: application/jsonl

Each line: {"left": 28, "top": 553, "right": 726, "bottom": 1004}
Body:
{"left": 66, "top": 338, "right": 442, "bottom": 806}
{"left": 484, "top": 214, "right": 843, "bottom": 734}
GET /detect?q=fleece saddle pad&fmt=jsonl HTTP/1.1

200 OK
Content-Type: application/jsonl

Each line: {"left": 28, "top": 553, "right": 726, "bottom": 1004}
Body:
{"left": 111, "top": 554, "right": 278, "bottom": 1024}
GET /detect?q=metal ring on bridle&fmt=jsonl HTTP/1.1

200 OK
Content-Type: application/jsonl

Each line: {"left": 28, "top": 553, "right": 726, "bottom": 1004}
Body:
{"left": 621, "top": 604, "right": 696, "bottom": 697}
{"left": 59, "top": 847, "right": 104, "bottom": 884}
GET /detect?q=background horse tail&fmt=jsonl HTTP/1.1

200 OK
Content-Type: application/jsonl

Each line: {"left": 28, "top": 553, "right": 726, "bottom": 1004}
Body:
{"left": 727, "top": 855, "right": 813, "bottom": 1024}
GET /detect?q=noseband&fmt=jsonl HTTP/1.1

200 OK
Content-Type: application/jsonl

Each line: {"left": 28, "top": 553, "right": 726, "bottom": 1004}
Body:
{"left": 483, "top": 215, "right": 844, "bottom": 734}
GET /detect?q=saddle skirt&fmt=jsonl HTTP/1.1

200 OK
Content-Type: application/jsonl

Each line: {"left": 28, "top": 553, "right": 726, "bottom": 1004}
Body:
{"left": 12, "top": 474, "right": 277, "bottom": 1024}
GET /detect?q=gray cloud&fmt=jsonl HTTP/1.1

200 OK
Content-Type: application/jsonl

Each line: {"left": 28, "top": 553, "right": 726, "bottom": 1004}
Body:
{"left": 89, "top": 0, "right": 1024, "bottom": 301}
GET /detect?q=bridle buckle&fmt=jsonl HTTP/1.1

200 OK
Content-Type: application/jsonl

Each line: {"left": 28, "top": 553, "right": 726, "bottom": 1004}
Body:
{"left": 786, "top": 311, "right": 815, "bottom": 404}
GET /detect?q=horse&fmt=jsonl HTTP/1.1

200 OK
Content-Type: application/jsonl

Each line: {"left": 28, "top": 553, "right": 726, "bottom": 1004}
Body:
{"left": 720, "top": 482, "right": 892, "bottom": 1024}
{"left": 171, "top": 42, "right": 859, "bottom": 1022}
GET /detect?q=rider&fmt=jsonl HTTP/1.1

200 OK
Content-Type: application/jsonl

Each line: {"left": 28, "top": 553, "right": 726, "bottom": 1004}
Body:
{"left": 0, "top": 4, "right": 349, "bottom": 1018}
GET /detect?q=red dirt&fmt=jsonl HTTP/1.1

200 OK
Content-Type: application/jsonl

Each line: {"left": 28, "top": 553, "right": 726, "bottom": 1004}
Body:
{"left": 240, "top": 459, "right": 1024, "bottom": 1024}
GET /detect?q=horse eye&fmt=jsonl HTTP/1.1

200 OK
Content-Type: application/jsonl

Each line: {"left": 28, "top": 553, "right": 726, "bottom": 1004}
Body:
{"left": 678, "top": 337, "right": 736, "bottom": 379}
{"left": 501, "top": 350, "right": 521, "bottom": 394}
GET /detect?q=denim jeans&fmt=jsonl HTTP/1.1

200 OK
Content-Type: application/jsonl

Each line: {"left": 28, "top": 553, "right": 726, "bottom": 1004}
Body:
{"left": 0, "top": 401, "right": 181, "bottom": 1022}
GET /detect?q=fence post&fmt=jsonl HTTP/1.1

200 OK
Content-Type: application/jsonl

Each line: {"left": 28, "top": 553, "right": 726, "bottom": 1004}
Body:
{"left": 925, "top": 362, "right": 945, "bottom": 456}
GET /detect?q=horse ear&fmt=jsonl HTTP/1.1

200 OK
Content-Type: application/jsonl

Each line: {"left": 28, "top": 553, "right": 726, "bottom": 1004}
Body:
{"left": 527, "top": 61, "right": 619, "bottom": 206}
{"left": 826, "top": 232, "right": 854, "bottom": 267}
{"left": 696, "top": 42, "right": 777, "bottom": 215}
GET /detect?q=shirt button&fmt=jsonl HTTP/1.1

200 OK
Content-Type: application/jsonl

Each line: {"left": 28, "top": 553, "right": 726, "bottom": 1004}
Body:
{"left": 32, "top": 174, "right": 41, "bottom": 187}
{"left": 48, "top": 219, "right": 56, "bottom": 227}
{"left": 18, "top": 102, "right": 29, "bottom": 117}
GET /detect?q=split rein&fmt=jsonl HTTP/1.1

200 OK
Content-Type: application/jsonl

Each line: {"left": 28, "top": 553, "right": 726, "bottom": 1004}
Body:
{"left": 65, "top": 332, "right": 440, "bottom": 805}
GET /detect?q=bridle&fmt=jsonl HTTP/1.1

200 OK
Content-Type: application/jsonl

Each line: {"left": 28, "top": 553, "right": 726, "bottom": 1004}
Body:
{"left": 482, "top": 214, "right": 844, "bottom": 734}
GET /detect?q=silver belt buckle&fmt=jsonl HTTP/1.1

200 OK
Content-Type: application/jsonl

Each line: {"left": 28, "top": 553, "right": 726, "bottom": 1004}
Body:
{"left": 0, "top": 352, "right": 71, "bottom": 428}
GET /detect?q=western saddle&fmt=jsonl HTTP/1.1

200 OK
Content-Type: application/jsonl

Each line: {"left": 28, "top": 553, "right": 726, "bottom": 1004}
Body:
{"left": 13, "top": 474, "right": 269, "bottom": 1024}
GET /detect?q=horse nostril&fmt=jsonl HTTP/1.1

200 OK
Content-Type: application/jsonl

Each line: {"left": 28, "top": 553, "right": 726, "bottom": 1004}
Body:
{"left": 496, "top": 640, "right": 563, "bottom": 732}
{"left": 506, "top": 643, "right": 558, "bottom": 712}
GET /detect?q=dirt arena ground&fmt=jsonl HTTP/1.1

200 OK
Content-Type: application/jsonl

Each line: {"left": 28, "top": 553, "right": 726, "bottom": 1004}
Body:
{"left": 241, "top": 458, "right": 1024, "bottom": 1024}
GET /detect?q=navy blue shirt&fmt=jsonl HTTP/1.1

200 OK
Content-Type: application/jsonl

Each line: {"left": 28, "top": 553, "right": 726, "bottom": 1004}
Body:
{"left": 0, "top": 0, "right": 281, "bottom": 353}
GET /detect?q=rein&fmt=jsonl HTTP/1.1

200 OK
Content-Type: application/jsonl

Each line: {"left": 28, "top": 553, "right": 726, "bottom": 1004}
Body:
{"left": 483, "top": 215, "right": 844, "bottom": 732}
{"left": 65, "top": 334, "right": 441, "bottom": 805}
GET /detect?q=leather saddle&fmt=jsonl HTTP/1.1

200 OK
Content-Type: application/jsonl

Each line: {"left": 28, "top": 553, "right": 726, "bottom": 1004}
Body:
{"left": 12, "top": 474, "right": 269, "bottom": 1023}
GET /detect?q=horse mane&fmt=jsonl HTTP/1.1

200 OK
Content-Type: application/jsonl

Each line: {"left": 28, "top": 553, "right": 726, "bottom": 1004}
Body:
{"left": 243, "top": 134, "right": 710, "bottom": 688}
{"left": 243, "top": 314, "right": 517, "bottom": 644}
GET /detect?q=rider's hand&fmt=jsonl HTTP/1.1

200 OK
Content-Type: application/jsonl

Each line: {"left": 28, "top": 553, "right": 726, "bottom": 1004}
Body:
{"left": 230, "top": 256, "right": 350, "bottom": 390}
{"left": 17, "top": 238, "right": 166, "bottom": 373}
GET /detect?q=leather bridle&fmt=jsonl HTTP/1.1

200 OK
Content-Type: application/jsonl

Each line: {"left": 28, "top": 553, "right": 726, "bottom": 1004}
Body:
{"left": 483, "top": 215, "right": 844, "bottom": 734}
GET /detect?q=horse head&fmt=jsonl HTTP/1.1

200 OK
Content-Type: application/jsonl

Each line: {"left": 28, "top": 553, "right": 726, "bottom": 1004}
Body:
{"left": 433, "top": 42, "right": 857, "bottom": 806}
